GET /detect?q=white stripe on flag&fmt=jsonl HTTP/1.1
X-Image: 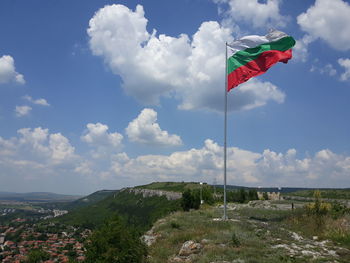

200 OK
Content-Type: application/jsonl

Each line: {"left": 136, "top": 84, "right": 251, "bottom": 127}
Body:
{"left": 227, "top": 30, "right": 288, "bottom": 57}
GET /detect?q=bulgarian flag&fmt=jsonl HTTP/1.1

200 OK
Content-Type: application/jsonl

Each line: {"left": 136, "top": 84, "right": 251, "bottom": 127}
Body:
{"left": 227, "top": 30, "right": 295, "bottom": 92}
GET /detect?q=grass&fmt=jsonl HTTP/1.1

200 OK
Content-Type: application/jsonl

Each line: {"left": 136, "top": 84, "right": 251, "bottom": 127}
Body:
{"left": 149, "top": 207, "right": 283, "bottom": 262}
{"left": 147, "top": 202, "right": 350, "bottom": 263}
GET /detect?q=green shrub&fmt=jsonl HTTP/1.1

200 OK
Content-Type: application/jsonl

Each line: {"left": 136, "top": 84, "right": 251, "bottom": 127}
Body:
{"left": 85, "top": 216, "right": 147, "bottom": 263}
{"left": 26, "top": 249, "right": 50, "bottom": 263}
{"left": 263, "top": 192, "right": 269, "bottom": 200}
{"left": 181, "top": 189, "right": 200, "bottom": 211}
{"left": 231, "top": 232, "right": 241, "bottom": 247}
{"left": 170, "top": 221, "right": 180, "bottom": 229}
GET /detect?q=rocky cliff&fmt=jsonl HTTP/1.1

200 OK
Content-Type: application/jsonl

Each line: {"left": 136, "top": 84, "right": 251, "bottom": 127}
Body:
{"left": 124, "top": 188, "right": 182, "bottom": 201}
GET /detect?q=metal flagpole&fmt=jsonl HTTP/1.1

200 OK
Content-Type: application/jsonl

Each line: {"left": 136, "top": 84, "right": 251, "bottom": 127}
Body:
{"left": 223, "top": 42, "right": 228, "bottom": 220}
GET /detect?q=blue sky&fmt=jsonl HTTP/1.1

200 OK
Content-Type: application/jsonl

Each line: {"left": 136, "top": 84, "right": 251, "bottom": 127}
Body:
{"left": 1, "top": 0, "right": 350, "bottom": 194}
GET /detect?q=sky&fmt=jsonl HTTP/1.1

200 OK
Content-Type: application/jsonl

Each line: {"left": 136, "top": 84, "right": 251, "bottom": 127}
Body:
{"left": 0, "top": 0, "right": 350, "bottom": 195}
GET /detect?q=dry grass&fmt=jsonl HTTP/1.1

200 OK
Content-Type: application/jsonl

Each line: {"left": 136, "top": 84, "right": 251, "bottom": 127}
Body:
{"left": 147, "top": 204, "right": 350, "bottom": 263}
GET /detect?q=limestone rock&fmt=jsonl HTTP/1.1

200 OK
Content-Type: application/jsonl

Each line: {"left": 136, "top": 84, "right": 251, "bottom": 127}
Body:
{"left": 178, "top": 240, "right": 202, "bottom": 256}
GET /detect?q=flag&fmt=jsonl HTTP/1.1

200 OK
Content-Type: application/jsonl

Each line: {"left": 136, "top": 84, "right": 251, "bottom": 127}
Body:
{"left": 227, "top": 30, "right": 295, "bottom": 92}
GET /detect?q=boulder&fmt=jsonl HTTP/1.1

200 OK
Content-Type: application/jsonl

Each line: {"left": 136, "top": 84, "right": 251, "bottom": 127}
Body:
{"left": 178, "top": 240, "right": 202, "bottom": 256}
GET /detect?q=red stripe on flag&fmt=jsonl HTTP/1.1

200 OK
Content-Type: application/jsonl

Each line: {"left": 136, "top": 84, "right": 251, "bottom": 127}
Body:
{"left": 227, "top": 49, "right": 292, "bottom": 92}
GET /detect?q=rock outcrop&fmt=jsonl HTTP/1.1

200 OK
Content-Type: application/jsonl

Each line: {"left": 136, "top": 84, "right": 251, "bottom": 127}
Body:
{"left": 125, "top": 188, "right": 182, "bottom": 200}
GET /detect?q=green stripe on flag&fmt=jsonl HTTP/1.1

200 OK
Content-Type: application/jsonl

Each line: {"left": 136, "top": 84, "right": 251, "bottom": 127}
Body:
{"left": 227, "top": 36, "right": 295, "bottom": 74}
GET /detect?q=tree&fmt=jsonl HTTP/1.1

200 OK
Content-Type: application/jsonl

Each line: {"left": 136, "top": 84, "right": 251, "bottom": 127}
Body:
{"left": 263, "top": 192, "right": 269, "bottom": 200}
{"left": 202, "top": 187, "right": 215, "bottom": 205}
{"left": 181, "top": 189, "right": 200, "bottom": 211}
{"left": 26, "top": 249, "right": 50, "bottom": 263}
{"left": 238, "top": 188, "right": 247, "bottom": 203}
{"left": 247, "top": 189, "right": 259, "bottom": 201}
{"left": 85, "top": 216, "right": 147, "bottom": 263}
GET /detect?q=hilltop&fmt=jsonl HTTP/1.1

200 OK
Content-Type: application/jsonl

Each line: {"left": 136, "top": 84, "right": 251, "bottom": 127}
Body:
{"left": 146, "top": 202, "right": 350, "bottom": 263}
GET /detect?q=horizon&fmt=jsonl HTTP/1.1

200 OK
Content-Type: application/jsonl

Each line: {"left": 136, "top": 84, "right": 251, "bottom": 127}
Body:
{"left": 1, "top": 181, "right": 350, "bottom": 196}
{"left": 1, "top": 0, "right": 350, "bottom": 195}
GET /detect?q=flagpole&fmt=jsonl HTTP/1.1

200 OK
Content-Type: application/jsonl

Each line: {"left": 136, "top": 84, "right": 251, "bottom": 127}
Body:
{"left": 223, "top": 42, "right": 228, "bottom": 220}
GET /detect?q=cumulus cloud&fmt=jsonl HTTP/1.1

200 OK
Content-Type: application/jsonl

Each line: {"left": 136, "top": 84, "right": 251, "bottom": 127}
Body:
{"left": 2, "top": 127, "right": 350, "bottom": 191}
{"left": 227, "top": 79, "right": 285, "bottom": 111}
{"left": 23, "top": 95, "right": 50, "bottom": 106}
{"left": 310, "top": 63, "right": 337, "bottom": 77}
{"left": 0, "top": 127, "right": 84, "bottom": 193}
{"left": 49, "top": 133, "right": 75, "bottom": 164}
{"left": 107, "top": 139, "right": 350, "bottom": 188}
{"left": 87, "top": 4, "right": 285, "bottom": 112}
{"left": 0, "top": 127, "right": 77, "bottom": 167}
{"left": 81, "top": 122, "right": 123, "bottom": 158}
{"left": 215, "top": 0, "right": 289, "bottom": 29}
{"left": 15, "top": 105, "right": 32, "bottom": 117}
{"left": 297, "top": 0, "right": 350, "bottom": 51}
{"left": 293, "top": 35, "right": 314, "bottom": 62}
{"left": 126, "top": 108, "right": 182, "bottom": 146}
{"left": 0, "top": 55, "right": 25, "bottom": 84}
{"left": 338, "top": 58, "right": 350, "bottom": 81}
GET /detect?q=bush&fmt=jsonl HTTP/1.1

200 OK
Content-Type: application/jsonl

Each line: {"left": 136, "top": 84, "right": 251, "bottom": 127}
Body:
{"left": 181, "top": 189, "right": 200, "bottom": 211}
{"left": 202, "top": 187, "right": 215, "bottom": 205}
{"left": 248, "top": 189, "right": 259, "bottom": 201}
{"left": 170, "top": 221, "right": 180, "bottom": 229}
{"left": 26, "top": 249, "right": 50, "bottom": 263}
{"left": 330, "top": 202, "right": 350, "bottom": 218}
{"left": 263, "top": 192, "right": 269, "bottom": 200}
{"left": 227, "top": 188, "right": 259, "bottom": 203}
{"left": 231, "top": 232, "right": 241, "bottom": 247}
{"left": 85, "top": 216, "right": 147, "bottom": 263}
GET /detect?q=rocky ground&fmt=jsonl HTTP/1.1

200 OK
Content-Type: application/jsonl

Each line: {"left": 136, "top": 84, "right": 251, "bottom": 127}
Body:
{"left": 143, "top": 201, "right": 350, "bottom": 263}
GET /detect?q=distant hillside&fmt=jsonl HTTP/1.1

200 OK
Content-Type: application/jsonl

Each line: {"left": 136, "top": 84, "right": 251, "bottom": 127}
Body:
{"left": 286, "top": 188, "right": 350, "bottom": 199}
{"left": 0, "top": 191, "right": 81, "bottom": 202}
{"left": 135, "top": 181, "right": 209, "bottom": 192}
{"left": 56, "top": 188, "right": 181, "bottom": 232}
{"left": 215, "top": 185, "right": 349, "bottom": 194}
{"left": 63, "top": 189, "right": 118, "bottom": 210}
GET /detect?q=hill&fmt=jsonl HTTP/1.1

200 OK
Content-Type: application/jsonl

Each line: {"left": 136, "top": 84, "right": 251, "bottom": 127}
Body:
{"left": 56, "top": 187, "right": 181, "bottom": 232}
{"left": 62, "top": 189, "right": 118, "bottom": 210}
{"left": 0, "top": 191, "right": 81, "bottom": 203}
{"left": 146, "top": 202, "right": 350, "bottom": 263}
{"left": 285, "top": 188, "right": 350, "bottom": 199}
{"left": 135, "top": 181, "right": 207, "bottom": 192}
{"left": 215, "top": 185, "right": 350, "bottom": 194}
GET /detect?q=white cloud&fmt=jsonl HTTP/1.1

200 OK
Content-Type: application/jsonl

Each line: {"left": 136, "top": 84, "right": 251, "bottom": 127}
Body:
{"left": 0, "top": 55, "right": 25, "bottom": 84}
{"left": 2, "top": 127, "right": 350, "bottom": 191}
{"left": 215, "top": 0, "right": 289, "bottom": 29}
{"left": 310, "top": 63, "right": 337, "bottom": 77}
{"left": 49, "top": 133, "right": 75, "bottom": 163}
{"left": 81, "top": 122, "right": 123, "bottom": 158}
{"left": 227, "top": 79, "right": 285, "bottom": 111}
{"left": 87, "top": 4, "right": 286, "bottom": 112}
{"left": 16, "top": 127, "right": 76, "bottom": 164}
{"left": 338, "top": 58, "right": 350, "bottom": 81}
{"left": 107, "top": 140, "right": 350, "bottom": 188}
{"left": 125, "top": 108, "right": 182, "bottom": 146}
{"left": 293, "top": 35, "right": 314, "bottom": 62}
{"left": 0, "top": 128, "right": 82, "bottom": 193}
{"left": 23, "top": 95, "right": 50, "bottom": 106}
{"left": 0, "top": 127, "right": 77, "bottom": 166}
{"left": 297, "top": 0, "right": 350, "bottom": 51}
{"left": 15, "top": 105, "right": 32, "bottom": 117}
